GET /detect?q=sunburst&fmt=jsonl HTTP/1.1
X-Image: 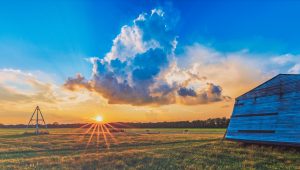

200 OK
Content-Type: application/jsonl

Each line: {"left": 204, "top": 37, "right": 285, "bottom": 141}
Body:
{"left": 76, "top": 115, "right": 127, "bottom": 150}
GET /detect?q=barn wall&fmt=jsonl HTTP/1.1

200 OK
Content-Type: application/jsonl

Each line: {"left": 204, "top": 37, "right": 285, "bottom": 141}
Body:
{"left": 226, "top": 74, "right": 300, "bottom": 145}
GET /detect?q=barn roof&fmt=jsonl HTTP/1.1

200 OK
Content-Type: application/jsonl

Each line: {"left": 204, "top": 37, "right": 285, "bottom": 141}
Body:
{"left": 236, "top": 74, "right": 300, "bottom": 100}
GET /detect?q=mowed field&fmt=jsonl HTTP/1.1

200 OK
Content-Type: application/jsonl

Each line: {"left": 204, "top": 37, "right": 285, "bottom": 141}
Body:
{"left": 0, "top": 128, "right": 299, "bottom": 170}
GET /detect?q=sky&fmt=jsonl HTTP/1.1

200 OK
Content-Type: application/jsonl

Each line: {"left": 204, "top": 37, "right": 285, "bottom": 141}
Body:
{"left": 1, "top": 0, "right": 300, "bottom": 124}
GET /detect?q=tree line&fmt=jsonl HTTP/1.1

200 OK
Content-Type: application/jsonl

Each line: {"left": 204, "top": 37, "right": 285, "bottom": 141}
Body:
{"left": 0, "top": 117, "right": 229, "bottom": 128}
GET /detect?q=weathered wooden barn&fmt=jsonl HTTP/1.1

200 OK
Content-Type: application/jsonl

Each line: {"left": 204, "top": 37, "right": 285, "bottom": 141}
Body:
{"left": 225, "top": 74, "right": 300, "bottom": 146}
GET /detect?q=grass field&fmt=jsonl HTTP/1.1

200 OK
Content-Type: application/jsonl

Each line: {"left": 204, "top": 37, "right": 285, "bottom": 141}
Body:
{"left": 0, "top": 128, "right": 299, "bottom": 169}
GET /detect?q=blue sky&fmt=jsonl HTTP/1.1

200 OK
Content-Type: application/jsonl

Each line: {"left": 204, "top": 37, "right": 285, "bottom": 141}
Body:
{"left": 1, "top": 0, "right": 300, "bottom": 123}
{"left": 1, "top": 0, "right": 300, "bottom": 83}
{"left": 175, "top": 1, "right": 300, "bottom": 53}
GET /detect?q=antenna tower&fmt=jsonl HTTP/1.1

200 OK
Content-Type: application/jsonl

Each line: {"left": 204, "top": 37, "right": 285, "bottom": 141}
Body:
{"left": 26, "top": 106, "right": 48, "bottom": 135}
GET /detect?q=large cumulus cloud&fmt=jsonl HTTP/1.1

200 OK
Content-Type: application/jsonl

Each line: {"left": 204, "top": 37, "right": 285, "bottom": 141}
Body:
{"left": 65, "top": 8, "right": 230, "bottom": 106}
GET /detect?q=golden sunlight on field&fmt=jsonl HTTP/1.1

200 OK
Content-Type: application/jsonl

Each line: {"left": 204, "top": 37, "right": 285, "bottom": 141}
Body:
{"left": 0, "top": 128, "right": 299, "bottom": 169}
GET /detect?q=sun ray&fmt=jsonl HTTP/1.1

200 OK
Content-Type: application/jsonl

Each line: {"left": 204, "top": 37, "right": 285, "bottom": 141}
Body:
{"left": 103, "top": 124, "right": 118, "bottom": 143}
{"left": 86, "top": 123, "right": 97, "bottom": 149}
{"left": 75, "top": 123, "right": 92, "bottom": 131}
{"left": 105, "top": 123, "right": 121, "bottom": 131}
{"left": 78, "top": 123, "right": 95, "bottom": 143}
{"left": 84, "top": 123, "right": 95, "bottom": 134}
{"left": 97, "top": 123, "right": 100, "bottom": 149}
{"left": 103, "top": 124, "right": 118, "bottom": 144}
{"left": 100, "top": 124, "right": 109, "bottom": 149}
{"left": 106, "top": 123, "right": 126, "bottom": 136}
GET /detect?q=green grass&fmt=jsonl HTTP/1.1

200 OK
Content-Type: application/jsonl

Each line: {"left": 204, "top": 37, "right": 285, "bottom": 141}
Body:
{"left": 0, "top": 128, "right": 299, "bottom": 169}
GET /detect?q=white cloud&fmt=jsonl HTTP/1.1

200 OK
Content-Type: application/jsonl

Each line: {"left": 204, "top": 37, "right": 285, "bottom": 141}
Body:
{"left": 270, "top": 54, "right": 300, "bottom": 74}
{"left": 176, "top": 44, "right": 284, "bottom": 97}
{"left": 288, "top": 64, "right": 300, "bottom": 74}
{"left": 271, "top": 54, "right": 294, "bottom": 65}
{"left": 0, "top": 68, "right": 98, "bottom": 105}
{"left": 65, "top": 8, "right": 300, "bottom": 106}
{"left": 65, "top": 8, "right": 229, "bottom": 106}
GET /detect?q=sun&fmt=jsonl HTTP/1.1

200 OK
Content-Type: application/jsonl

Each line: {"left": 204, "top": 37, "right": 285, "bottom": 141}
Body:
{"left": 95, "top": 115, "right": 103, "bottom": 122}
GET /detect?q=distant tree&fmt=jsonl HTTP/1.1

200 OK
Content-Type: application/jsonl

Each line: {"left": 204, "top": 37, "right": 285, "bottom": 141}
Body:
{"left": 0, "top": 117, "right": 230, "bottom": 128}
{"left": 53, "top": 122, "right": 59, "bottom": 126}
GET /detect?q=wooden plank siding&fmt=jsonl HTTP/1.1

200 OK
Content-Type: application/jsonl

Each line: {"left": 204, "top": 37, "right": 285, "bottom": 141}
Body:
{"left": 225, "top": 74, "right": 300, "bottom": 146}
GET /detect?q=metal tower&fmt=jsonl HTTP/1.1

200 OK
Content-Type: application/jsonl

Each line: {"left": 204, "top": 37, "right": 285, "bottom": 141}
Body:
{"left": 26, "top": 106, "right": 48, "bottom": 134}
